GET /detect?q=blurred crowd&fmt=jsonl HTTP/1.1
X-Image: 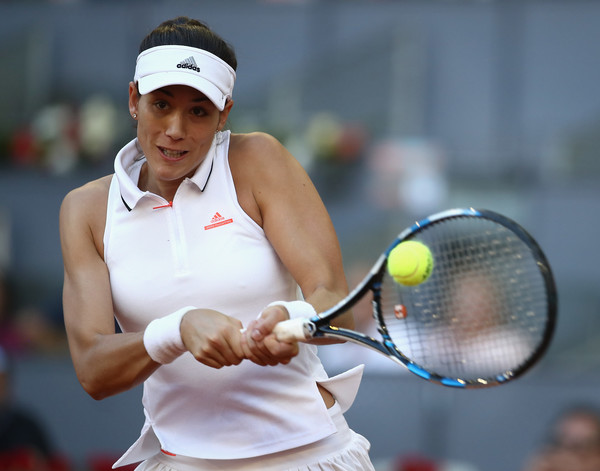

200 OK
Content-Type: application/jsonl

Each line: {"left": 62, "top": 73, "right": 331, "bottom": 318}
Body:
{"left": 0, "top": 271, "right": 66, "bottom": 358}
{"left": 521, "top": 405, "right": 600, "bottom": 471}
{"left": 0, "top": 339, "right": 138, "bottom": 470}
{"left": 4, "top": 95, "right": 123, "bottom": 175}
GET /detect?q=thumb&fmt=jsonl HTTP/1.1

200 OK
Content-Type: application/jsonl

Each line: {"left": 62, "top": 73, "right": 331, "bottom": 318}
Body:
{"left": 251, "top": 305, "right": 290, "bottom": 340}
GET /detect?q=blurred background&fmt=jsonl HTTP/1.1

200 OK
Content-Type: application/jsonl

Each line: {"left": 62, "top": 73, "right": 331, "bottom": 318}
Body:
{"left": 0, "top": 0, "right": 599, "bottom": 470}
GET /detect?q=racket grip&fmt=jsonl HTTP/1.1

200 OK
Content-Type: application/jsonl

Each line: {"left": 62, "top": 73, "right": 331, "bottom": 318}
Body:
{"left": 273, "top": 318, "right": 315, "bottom": 342}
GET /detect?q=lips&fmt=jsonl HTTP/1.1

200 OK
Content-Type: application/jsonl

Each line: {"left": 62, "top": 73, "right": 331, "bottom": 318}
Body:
{"left": 158, "top": 146, "right": 187, "bottom": 161}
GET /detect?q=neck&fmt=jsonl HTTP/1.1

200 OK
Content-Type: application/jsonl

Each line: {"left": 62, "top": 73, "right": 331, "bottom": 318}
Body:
{"left": 138, "top": 162, "right": 183, "bottom": 202}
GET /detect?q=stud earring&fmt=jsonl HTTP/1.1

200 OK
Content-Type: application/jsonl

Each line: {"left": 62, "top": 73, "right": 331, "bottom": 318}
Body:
{"left": 132, "top": 113, "right": 137, "bottom": 119}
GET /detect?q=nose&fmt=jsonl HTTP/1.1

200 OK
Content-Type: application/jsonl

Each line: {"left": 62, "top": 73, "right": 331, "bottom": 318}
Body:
{"left": 165, "top": 112, "right": 186, "bottom": 140}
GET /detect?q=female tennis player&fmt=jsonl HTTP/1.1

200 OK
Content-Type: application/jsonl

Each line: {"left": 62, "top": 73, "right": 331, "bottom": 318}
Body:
{"left": 59, "top": 16, "right": 375, "bottom": 471}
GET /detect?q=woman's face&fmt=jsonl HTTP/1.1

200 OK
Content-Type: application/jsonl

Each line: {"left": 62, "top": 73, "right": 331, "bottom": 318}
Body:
{"left": 128, "top": 83, "right": 232, "bottom": 195}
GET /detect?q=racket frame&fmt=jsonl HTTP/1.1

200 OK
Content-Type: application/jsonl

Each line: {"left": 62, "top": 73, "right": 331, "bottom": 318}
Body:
{"left": 287, "top": 208, "right": 558, "bottom": 388}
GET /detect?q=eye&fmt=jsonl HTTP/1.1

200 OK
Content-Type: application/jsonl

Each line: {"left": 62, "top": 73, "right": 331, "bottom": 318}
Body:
{"left": 154, "top": 100, "right": 169, "bottom": 111}
{"left": 191, "top": 106, "right": 208, "bottom": 117}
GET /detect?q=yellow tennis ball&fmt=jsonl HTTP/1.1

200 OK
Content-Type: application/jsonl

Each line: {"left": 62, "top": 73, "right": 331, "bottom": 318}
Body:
{"left": 387, "top": 241, "right": 434, "bottom": 286}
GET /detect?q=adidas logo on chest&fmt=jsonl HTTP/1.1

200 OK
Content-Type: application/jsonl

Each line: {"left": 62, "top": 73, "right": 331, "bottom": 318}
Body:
{"left": 204, "top": 211, "right": 233, "bottom": 230}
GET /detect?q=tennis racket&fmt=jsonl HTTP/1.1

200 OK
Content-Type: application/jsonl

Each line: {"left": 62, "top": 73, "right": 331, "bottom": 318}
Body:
{"left": 274, "top": 208, "right": 557, "bottom": 388}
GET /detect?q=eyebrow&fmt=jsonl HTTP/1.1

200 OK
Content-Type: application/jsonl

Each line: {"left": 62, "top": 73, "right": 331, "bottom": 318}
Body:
{"left": 155, "top": 87, "right": 209, "bottom": 102}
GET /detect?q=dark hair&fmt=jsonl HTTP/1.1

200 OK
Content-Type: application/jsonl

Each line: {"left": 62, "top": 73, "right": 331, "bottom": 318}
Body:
{"left": 139, "top": 17, "right": 237, "bottom": 71}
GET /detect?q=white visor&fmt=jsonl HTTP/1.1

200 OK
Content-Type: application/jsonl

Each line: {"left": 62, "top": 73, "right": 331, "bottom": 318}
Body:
{"left": 134, "top": 45, "right": 236, "bottom": 111}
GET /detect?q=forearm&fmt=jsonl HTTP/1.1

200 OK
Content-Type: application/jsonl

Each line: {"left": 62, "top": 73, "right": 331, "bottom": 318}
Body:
{"left": 303, "top": 285, "right": 354, "bottom": 345}
{"left": 63, "top": 276, "right": 160, "bottom": 400}
{"left": 70, "top": 330, "right": 159, "bottom": 400}
{"left": 304, "top": 284, "right": 350, "bottom": 322}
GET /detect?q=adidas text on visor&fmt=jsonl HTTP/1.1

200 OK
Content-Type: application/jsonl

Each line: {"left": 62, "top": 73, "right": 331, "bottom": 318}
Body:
{"left": 134, "top": 45, "right": 236, "bottom": 111}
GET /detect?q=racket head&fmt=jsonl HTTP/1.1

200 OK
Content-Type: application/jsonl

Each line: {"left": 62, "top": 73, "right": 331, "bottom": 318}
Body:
{"left": 373, "top": 208, "right": 557, "bottom": 388}
{"left": 311, "top": 208, "right": 557, "bottom": 388}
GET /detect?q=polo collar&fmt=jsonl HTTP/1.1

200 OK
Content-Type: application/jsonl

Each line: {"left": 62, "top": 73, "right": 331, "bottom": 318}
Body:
{"left": 115, "top": 135, "right": 218, "bottom": 211}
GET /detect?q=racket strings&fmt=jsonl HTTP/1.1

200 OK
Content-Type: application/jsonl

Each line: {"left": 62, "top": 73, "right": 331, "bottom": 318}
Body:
{"left": 379, "top": 217, "right": 550, "bottom": 382}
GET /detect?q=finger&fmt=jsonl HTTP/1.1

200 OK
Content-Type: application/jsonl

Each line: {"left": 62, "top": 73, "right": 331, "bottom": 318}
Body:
{"left": 210, "top": 320, "right": 246, "bottom": 366}
{"left": 197, "top": 357, "right": 226, "bottom": 369}
{"left": 245, "top": 319, "right": 272, "bottom": 354}
{"left": 252, "top": 305, "right": 289, "bottom": 340}
{"left": 192, "top": 331, "right": 244, "bottom": 368}
{"left": 225, "top": 329, "right": 246, "bottom": 364}
{"left": 240, "top": 334, "right": 267, "bottom": 366}
{"left": 256, "top": 335, "right": 299, "bottom": 366}
{"left": 242, "top": 325, "right": 275, "bottom": 365}
{"left": 264, "top": 335, "right": 299, "bottom": 359}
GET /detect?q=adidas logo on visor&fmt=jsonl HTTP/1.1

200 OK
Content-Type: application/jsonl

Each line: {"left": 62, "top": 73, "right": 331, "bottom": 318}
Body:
{"left": 177, "top": 56, "right": 200, "bottom": 73}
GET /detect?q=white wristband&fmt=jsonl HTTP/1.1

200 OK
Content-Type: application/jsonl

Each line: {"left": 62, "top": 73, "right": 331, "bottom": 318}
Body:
{"left": 143, "top": 306, "right": 196, "bottom": 364}
{"left": 266, "top": 300, "right": 317, "bottom": 320}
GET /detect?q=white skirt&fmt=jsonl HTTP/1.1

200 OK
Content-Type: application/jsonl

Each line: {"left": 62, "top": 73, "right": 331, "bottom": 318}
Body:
{"left": 132, "top": 402, "right": 374, "bottom": 471}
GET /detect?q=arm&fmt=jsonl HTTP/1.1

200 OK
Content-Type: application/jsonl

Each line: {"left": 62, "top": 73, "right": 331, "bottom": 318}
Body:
{"left": 60, "top": 179, "right": 158, "bottom": 400}
{"left": 61, "top": 180, "right": 246, "bottom": 399}
{"left": 230, "top": 133, "right": 353, "bottom": 363}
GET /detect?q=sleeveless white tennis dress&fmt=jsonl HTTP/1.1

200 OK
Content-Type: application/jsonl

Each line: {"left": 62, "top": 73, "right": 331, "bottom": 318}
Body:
{"left": 104, "top": 132, "right": 365, "bottom": 467}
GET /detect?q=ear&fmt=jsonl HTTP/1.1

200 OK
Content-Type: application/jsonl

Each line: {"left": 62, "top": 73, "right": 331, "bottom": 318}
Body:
{"left": 217, "top": 99, "right": 234, "bottom": 131}
{"left": 128, "top": 81, "right": 140, "bottom": 118}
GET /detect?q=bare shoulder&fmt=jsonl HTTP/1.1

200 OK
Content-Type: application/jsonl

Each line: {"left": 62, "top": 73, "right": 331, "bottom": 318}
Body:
{"left": 227, "top": 132, "right": 310, "bottom": 226}
{"left": 229, "top": 132, "right": 292, "bottom": 166}
{"left": 61, "top": 175, "right": 112, "bottom": 216}
{"left": 60, "top": 175, "right": 113, "bottom": 254}
{"left": 228, "top": 132, "right": 307, "bottom": 182}
{"left": 229, "top": 131, "right": 282, "bottom": 152}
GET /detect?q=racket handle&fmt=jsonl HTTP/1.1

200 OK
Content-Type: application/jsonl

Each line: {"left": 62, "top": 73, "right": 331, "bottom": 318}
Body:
{"left": 273, "top": 318, "right": 316, "bottom": 342}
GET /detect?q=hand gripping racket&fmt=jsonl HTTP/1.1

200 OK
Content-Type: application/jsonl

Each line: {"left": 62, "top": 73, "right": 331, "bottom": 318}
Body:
{"left": 274, "top": 208, "right": 557, "bottom": 388}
